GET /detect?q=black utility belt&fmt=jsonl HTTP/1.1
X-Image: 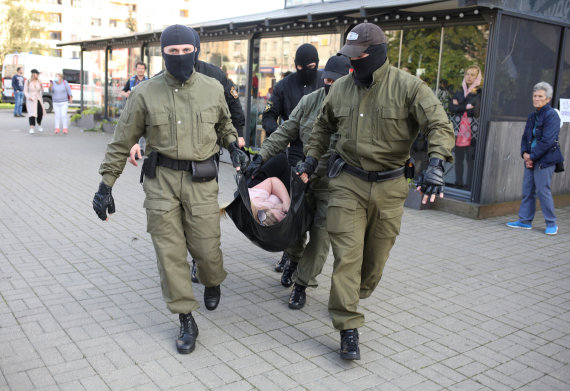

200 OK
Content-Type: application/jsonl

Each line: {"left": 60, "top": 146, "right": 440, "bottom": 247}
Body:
{"left": 343, "top": 164, "right": 405, "bottom": 182}
{"left": 141, "top": 151, "right": 219, "bottom": 183}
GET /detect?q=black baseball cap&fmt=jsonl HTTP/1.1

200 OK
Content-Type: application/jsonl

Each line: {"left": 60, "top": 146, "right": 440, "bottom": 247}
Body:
{"left": 31, "top": 69, "right": 40, "bottom": 74}
{"left": 339, "top": 23, "right": 387, "bottom": 58}
{"left": 322, "top": 55, "right": 351, "bottom": 80}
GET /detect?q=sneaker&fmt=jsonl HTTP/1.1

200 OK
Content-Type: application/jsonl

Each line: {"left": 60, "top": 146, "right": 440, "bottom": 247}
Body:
{"left": 63, "top": 128, "right": 68, "bottom": 134}
{"left": 29, "top": 128, "right": 34, "bottom": 134}
{"left": 37, "top": 126, "right": 43, "bottom": 132}
{"left": 506, "top": 221, "right": 532, "bottom": 229}
{"left": 545, "top": 226, "right": 558, "bottom": 235}
{"left": 340, "top": 329, "right": 360, "bottom": 360}
{"left": 54, "top": 128, "right": 60, "bottom": 134}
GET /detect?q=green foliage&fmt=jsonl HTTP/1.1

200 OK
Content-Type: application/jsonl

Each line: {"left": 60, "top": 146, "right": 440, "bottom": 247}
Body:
{"left": 0, "top": 0, "right": 47, "bottom": 65}
{"left": 82, "top": 106, "right": 102, "bottom": 115}
{"left": 70, "top": 113, "right": 82, "bottom": 122}
{"left": 125, "top": 9, "right": 137, "bottom": 32}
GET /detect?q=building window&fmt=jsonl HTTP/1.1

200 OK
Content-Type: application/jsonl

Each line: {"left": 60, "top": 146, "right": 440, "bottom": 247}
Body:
{"left": 128, "top": 4, "right": 136, "bottom": 12}
{"left": 50, "top": 49, "right": 62, "bottom": 57}
{"left": 71, "top": 0, "right": 81, "bottom": 5}
{"left": 49, "top": 31, "right": 62, "bottom": 40}
{"left": 144, "top": 23, "right": 152, "bottom": 31}
{"left": 48, "top": 13, "right": 62, "bottom": 23}
{"left": 180, "top": 9, "right": 189, "bottom": 17}
{"left": 109, "top": 19, "right": 119, "bottom": 27}
{"left": 91, "top": 18, "right": 101, "bottom": 26}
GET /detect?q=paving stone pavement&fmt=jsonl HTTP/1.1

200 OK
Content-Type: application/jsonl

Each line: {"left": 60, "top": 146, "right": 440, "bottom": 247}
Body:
{"left": 0, "top": 110, "right": 569, "bottom": 391}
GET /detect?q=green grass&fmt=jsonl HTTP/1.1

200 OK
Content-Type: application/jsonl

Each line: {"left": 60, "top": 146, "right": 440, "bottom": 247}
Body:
{"left": 0, "top": 102, "right": 14, "bottom": 109}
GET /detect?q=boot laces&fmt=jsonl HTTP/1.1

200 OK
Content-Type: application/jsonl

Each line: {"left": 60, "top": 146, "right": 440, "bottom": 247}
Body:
{"left": 343, "top": 330, "right": 358, "bottom": 350}
{"left": 292, "top": 284, "right": 305, "bottom": 299}
{"left": 179, "top": 313, "right": 191, "bottom": 334}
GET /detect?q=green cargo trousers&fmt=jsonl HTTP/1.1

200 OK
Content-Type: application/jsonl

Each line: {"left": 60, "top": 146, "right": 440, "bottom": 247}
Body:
{"left": 292, "top": 176, "right": 331, "bottom": 287}
{"left": 326, "top": 171, "right": 408, "bottom": 330}
{"left": 143, "top": 166, "right": 227, "bottom": 314}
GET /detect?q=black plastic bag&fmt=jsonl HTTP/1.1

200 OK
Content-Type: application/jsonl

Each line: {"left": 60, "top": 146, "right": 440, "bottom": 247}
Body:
{"left": 225, "top": 170, "right": 313, "bottom": 252}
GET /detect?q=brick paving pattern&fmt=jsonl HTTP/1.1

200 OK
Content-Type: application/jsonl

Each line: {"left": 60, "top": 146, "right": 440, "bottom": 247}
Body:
{"left": 0, "top": 111, "right": 568, "bottom": 390}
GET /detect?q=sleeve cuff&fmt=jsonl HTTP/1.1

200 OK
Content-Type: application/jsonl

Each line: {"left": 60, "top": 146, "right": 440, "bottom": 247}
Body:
{"left": 101, "top": 174, "right": 117, "bottom": 187}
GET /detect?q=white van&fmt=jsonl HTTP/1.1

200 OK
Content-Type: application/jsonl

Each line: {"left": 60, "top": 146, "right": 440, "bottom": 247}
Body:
{"left": 2, "top": 53, "right": 101, "bottom": 112}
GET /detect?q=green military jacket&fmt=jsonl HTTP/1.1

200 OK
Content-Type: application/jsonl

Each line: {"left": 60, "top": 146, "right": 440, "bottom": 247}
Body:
{"left": 305, "top": 60, "right": 454, "bottom": 172}
{"left": 99, "top": 71, "right": 238, "bottom": 186}
{"left": 260, "top": 87, "right": 335, "bottom": 177}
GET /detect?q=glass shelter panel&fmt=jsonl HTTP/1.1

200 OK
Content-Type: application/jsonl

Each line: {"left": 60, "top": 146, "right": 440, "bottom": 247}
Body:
{"left": 559, "top": 28, "right": 570, "bottom": 105}
{"left": 109, "top": 47, "right": 141, "bottom": 118}
{"left": 400, "top": 28, "right": 441, "bottom": 90}
{"left": 147, "top": 45, "right": 163, "bottom": 78}
{"left": 491, "top": 16, "right": 561, "bottom": 120}
{"left": 249, "top": 33, "right": 341, "bottom": 146}
{"left": 200, "top": 39, "right": 249, "bottom": 114}
{"left": 439, "top": 24, "right": 489, "bottom": 191}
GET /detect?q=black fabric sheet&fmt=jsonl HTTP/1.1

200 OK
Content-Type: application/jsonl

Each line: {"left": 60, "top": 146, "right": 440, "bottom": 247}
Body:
{"left": 225, "top": 171, "right": 313, "bottom": 252}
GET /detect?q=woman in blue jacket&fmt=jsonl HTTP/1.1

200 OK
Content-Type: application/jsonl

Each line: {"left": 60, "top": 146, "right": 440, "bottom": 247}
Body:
{"left": 507, "top": 82, "right": 563, "bottom": 235}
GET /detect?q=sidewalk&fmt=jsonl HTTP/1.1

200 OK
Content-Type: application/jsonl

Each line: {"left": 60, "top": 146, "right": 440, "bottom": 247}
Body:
{"left": 0, "top": 109, "right": 568, "bottom": 391}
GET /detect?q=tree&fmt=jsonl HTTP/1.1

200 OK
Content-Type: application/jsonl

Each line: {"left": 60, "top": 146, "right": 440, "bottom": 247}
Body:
{"left": 0, "top": 0, "right": 46, "bottom": 68}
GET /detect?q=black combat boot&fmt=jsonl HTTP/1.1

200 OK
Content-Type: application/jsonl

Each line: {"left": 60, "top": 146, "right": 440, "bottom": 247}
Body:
{"left": 275, "top": 252, "right": 289, "bottom": 272}
{"left": 204, "top": 285, "right": 221, "bottom": 310}
{"left": 176, "top": 313, "right": 199, "bottom": 354}
{"left": 340, "top": 328, "right": 360, "bottom": 360}
{"left": 281, "top": 260, "right": 297, "bottom": 287}
{"left": 288, "top": 283, "right": 306, "bottom": 309}
{"left": 190, "top": 260, "right": 199, "bottom": 283}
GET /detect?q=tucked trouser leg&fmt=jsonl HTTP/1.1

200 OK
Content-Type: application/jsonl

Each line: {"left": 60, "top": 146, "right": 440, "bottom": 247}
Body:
{"left": 293, "top": 178, "right": 331, "bottom": 287}
{"left": 181, "top": 172, "right": 227, "bottom": 288}
{"left": 147, "top": 204, "right": 198, "bottom": 314}
{"left": 534, "top": 165, "right": 556, "bottom": 227}
{"left": 518, "top": 165, "right": 536, "bottom": 225}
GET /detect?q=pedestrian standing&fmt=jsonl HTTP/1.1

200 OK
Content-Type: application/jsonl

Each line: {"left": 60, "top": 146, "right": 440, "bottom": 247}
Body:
{"left": 12, "top": 67, "right": 25, "bottom": 117}
{"left": 24, "top": 69, "right": 46, "bottom": 134}
{"left": 50, "top": 72, "right": 73, "bottom": 134}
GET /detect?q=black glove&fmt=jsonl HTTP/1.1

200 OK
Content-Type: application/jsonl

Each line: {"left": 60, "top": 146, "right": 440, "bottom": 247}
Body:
{"left": 417, "top": 158, "right": 445, "bottom": 198}
{"left": 93, "top": 182, "right": 115, "bottom": 221}
{"left": 228, "top": 141, "right": 248, "bottom": 172}
{"left": 295, "top": 156, "right": 318, "bottom": 178}
{"left": 244, "top": 153, "right": 263, "bottom": 178}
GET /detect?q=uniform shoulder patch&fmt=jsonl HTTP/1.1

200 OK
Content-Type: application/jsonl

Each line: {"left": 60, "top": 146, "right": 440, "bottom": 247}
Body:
{"left": 264, "top": 101, "right": 273, "bottom": 113}
{"left": 230, "top": 85, "right": 239, "bottom": 99}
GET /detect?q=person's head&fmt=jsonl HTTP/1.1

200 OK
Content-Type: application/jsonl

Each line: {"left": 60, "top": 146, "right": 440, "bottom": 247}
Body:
{"left": 55, "top": 72, "right": 63, "bottom": 82}
{"left": 30, "top": 69, "right": 40, "bottom": 80}
{"left": 17, "top": 67, "right": 23, "bottom": 75}
{"left": 250, "top": 202, "right": 280, "bottom": 227}
{"left": 533, "top": 81, "right": 553, "bottom": 110}
{"left": 464, "top": 64, "right": 481, "bottom": 87}
{"left": 322, "top": 55, "right": 351, "bottom": 94}
{"left": 294, "top": 43, "right": 319, "bottom": 85}
{"left": 339, "top": 23, "right": 387, "bottom": 87}
{"left": 135, "top": 62, "right": 146, "bottom": 77}
{"left": 160, "top": 24, "right": 198, "bottom": 81}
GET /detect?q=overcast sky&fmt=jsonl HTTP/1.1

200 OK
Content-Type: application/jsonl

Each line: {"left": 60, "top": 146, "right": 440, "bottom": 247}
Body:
{"left": 187, "top": 0, "right": 285, "bottom": 23}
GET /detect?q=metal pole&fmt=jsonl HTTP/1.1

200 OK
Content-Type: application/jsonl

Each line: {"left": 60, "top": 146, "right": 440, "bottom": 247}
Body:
{"left": 435, "top": 26, "right": 444, "bottom": 96}
{"left": 398, "top": 29, "right": 403, "bottom": 68}
{"left": 80, "top": 48, "right": 84, "bottom": 112}
{"left": 245, "top": 35, "right": 255, "bottom": 147}
{"left": 104, "top": 47, "right": 109, "bottom": 120}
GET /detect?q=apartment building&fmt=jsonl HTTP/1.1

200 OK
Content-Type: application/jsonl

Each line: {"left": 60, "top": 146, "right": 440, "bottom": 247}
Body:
{"left": 25, "top": 0, "right": 192, "bottom": 58}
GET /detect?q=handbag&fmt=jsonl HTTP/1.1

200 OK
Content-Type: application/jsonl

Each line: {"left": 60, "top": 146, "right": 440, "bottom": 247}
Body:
{"left": 456, "top": 112, "right": 472, "bottom": 147}
{"left": 553, "top": 140, "right": 565, "bottom": 173}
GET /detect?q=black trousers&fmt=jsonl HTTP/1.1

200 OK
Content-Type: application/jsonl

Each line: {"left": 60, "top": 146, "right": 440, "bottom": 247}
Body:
{"left": 28, "top": 101, "right": 43, "bottom": 126}
{"left": 248, "top": 153, "right": 291, "bottom": 193}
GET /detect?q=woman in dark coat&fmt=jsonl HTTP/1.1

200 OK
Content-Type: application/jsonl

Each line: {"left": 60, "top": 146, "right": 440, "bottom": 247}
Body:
{"left": 448, "top": 64, "right": 482, "bottom": 189}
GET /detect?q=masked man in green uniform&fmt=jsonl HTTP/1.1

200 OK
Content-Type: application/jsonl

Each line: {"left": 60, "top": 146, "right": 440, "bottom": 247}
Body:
{"left": 92, "top": 24, "right": 248, "bottom": 355}
{"left": 297, "top": 23, "right": 454, "bottom": 360}
{"left": 245, "top": 55, "right": 351, "bottom": 309}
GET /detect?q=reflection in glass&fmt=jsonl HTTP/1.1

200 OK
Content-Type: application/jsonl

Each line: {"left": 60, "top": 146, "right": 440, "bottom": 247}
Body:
{"left": 401, "top": 28, "right": 441, "bottom": 90}
{"left": 557, "top": 27, "right": 569, "bottom": 106}
{"left": 249, "top": 33, "right": 341, "bottom": 146}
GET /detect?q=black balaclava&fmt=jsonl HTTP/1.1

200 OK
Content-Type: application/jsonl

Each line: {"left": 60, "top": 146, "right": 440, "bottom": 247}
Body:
{"left": 160, "top": 24, "right": 197, "bottom": 82}
{"left": 350, "top": 43, "right": 387, "bottom": 87}
{"left": 294, "top": 43, "right": 319, "bottom": 86}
